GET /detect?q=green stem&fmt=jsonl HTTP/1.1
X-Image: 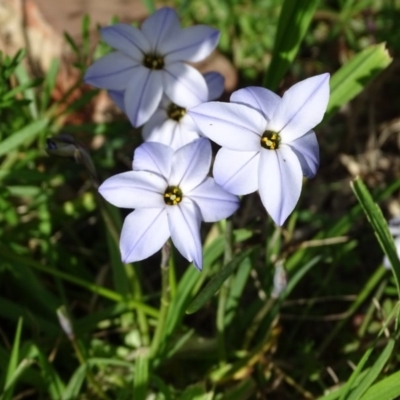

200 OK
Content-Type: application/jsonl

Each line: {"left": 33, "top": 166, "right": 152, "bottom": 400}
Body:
{"left": 0, "top": 246, "right": 159, "bottom": 318}
{"left": 216, "top": 218, "right": 233, "bottom": 362}
{"left": 317, "top": 266, "right": 386, "bottom": 356}
{"left": 169, "top": 250, "right": 177, "bottom": 300}
{"left": 150, "top": 242, "right": 171, "bottom": 359}
{"left": 71, "top": 338, "right": 110, "bottom": 400}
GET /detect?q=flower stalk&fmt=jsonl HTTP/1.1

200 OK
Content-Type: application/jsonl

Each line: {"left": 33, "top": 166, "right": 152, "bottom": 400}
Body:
{"left": 216, "top": 218, "right": 234, "bottom": 362}
{"left": 150, "top": 241, "right": 172, "bottom": 358}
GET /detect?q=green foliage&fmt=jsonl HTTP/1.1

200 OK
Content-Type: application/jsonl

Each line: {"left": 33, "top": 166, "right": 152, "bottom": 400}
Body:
{"left": 1, "top": 0, "right": 400, "bottom": 398}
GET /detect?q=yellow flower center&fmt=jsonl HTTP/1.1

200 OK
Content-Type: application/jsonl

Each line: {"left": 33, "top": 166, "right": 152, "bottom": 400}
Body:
{"left": 167, "top": 103, "right": 186, "bottom": 122}
{"left": 261, "top": 130, "right": 280, "bottom": 150}
{"left": 164, "top": 186, "right": 183, "bottom": 205}
{"left": 143, "top": 54, "right": 165, "bottom": 70}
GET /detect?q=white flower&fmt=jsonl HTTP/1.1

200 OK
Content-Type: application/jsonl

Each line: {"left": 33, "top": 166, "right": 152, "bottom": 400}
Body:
{"left": 189, "top": 73, "right": 330, "bottom": 226}
{"left": 109, "top": 72, "right": 225, "bottom": 149}
{"left": 98, "top": 138, "right": 239, "bottom": 270}
{"left": 84, "top": 7, "right": 220, "bottom": 128}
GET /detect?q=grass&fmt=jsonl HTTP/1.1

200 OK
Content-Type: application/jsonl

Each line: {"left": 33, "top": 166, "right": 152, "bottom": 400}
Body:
{"left": 1, "top": 0, "right": 400, "bottom": 398}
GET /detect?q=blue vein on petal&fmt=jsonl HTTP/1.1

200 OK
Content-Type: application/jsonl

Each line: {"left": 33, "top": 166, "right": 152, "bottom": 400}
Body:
{"left": 152, "top": 9, "right": 173, "bottom": 51}
{"left": 278, "top": 76, "right": 328, "bottom": 134}
{"left": 222, "top": 151, "right": 258, "bottom": 188}
{"left": 164, "top": 67, "right": 205, "bottom": 103}
{"left": 176, "top": 140, "right": 208, "bottom": 188}
{"left": 166, "top": 30, "right": 219, "bottom": 58}
{"left": 86, "top": 65, "right": 137, "bottom": 82}
{"left": 129, "top": 70, "right": 153, "bottom": 126}
{"left": 125, "top": 209, "right": 166, "bottom": 262}
{"left": 172, "top": 202, "right": 201, "bottom": 268}
{"left": 141, "top": 145, "right": 171, "bottom": 177}
{"left": 103, "top": 26, "right": 145, "bottom": 56}
{"left": 247, "top": 88, "right": 270, "bottom": 120}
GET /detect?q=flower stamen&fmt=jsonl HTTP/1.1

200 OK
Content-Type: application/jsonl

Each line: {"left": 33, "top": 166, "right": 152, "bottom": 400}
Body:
{"left": 164, "top": 186, "right": 183, "bottom": 205}
{"left": 261, "top": 130, "right": 280, "bottom": 150}
{"left": 143, "top": 54, "right": 165, "bottom": 70}
{"left": 167, "top": 103, "right": 186, "bottom": 122}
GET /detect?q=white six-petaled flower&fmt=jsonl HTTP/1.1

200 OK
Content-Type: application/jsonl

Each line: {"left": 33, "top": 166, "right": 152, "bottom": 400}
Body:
{"left": 109, "top": 72, "right": 225, "bottom": 150}
{"left": 98, "top": 138, "right": 239, "bottom": 270}
{"left": 189, "top": 73, "right": 330, "bottom": 226}
{"left": 84, "top": 7, "right": 220, "bottom": 128}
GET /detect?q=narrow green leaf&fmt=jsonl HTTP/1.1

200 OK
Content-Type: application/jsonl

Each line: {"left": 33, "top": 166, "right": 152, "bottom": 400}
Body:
{"left": 263, "top": 0, "right": 320, "bottom": 89}
{"left": 64, "top": 32, "right": 80, "bottom": 56}
{"left": 178, "top": 384, "right": 208, "bottom": 400}
{"left": 41, "top": 58, "right": 59, "bottom": 111}
{"left": 132, "top": 352, "right": 149, "bottom": 400}
{"left": 325, "top": 43, "right": 392, "bottom": 120}
{"left": 186, "top": 247, "right": 258, "bottom": 314}
{"left": 224, "top": 256, "right": 252, "bottom": 326}
{"left": 0, "top": 118, "right": 48, "bottom": 158}
{"left": 360, "top": 370, "right": 400, "bottom": 400}
{"left": 347, "top": 339, "right": 395, "bottom": 400}
{"left": 3, "top": 78, "right": 43, "bottom": 100}
{"left": 2, "top": 318, "right": 23, "bottom": 400}
{"left": 351, "top": 177, "right": 400, "bottom": 295}
{"left": 14, "top": 63, "right": 38, "bottom": 118}
{"left": 164, "top": 229, "right": 252, "bottom": 338}
{"left": 34, "top": 345, "right": 65, "bottom": 399}
{"left": 62, "top": 364, "right": 87, "bottom": 400}
{"left": 317, "top": 370, "right": 369, "bottom": 400}
{"left": 221, "top": 377, "right": 256, "bottom": 400}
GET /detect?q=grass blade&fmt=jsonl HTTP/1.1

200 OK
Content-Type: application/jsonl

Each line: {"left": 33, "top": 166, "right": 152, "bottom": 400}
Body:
{"left": 186, "top": 247, "right": 258, "bottom": 315}
{"left": 263, "top": 0, "right": 320, "bottom": 89}
{"left": 0, "top": 118, "right": 49, "bottom": 158}
{"left": 351, "top": 177, "right": 400, "bottom": 295}
{"left": 132, "top": 352, "right": 149, "bottom": 400}
{"left": 1, "top": 318, "right": 23, "bottom": 400}
{"left": 325, "top": 43, "right": 392, "bottom": 120}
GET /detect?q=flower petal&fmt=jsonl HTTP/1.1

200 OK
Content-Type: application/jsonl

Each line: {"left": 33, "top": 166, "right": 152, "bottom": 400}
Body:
{"left": 189, "top": 102, "right": 265, "bottom": 151}
{"left": 230, "top": 86, "right": 281, "bottom": 121}
{"left": 108, "top": 90, "right": 125, "bottom": 111}
{"left": 120, "top": 208, "right": 170, "bottom": 263}
{"left": 204, "top": 72, "right": 225, "bottom": 100}
{"left": 142, "top": 109, "right": 169, "bottom": 141}
{"left": 188, "top": 177, "right": 240, "bottom": 222}
{"left": 269, "top": 73, "right": 330, "bottom": 142}
{"left": 180, "top": 114, "right": 199, "bottom": 133}
{"left": 146, "top": 119, "right": 199, "bottom": 150}
{"left": 163, "top": 63, "right": 208, "bottom": 108}
{"left": 170, "top": 138, "right": 211, "bottom": 192}
{"left": 124, "top": 68, "right": 163, "bottom": 127}
{"left": 99, "top": 171, "right": 166, "bottom": 209}
{"left": 84, "top": 52, "right": 138, "bottom": 90}
{"left": 287, "top": 130, "right": 319, "bottom": 178}
{"left": 167, "top": 199, "right": 202, "bottom": 270}
{"left": 141, "top": 7, "right": 181, "bottom": 52}
{"left": 133, "top": 142, "right": 173, "bottom": 178}
{"left": 258, "top": 146, "right": 303, "bottom": 226}
{"left": 163, "top": 26, "right": 220, "bottom": 63}
{"left": 213, "top": 148, "right": 259, "bottom": 195}
{"left": 101, "top": 24, "right": 150, "bottom": 60}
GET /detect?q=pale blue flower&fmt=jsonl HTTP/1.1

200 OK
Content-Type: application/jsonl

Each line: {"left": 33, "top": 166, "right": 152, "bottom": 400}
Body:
{"left": 84, "top": 7, "right": 219, "bottom": 128}
{"left": 189, "top": 74, "right": 330, "bottom": 226}
{"left": 110, "top": 72, "right": 224, "bottom": 149}
{"left": 98, "top": 138, "right": 239, "bottom": 270}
